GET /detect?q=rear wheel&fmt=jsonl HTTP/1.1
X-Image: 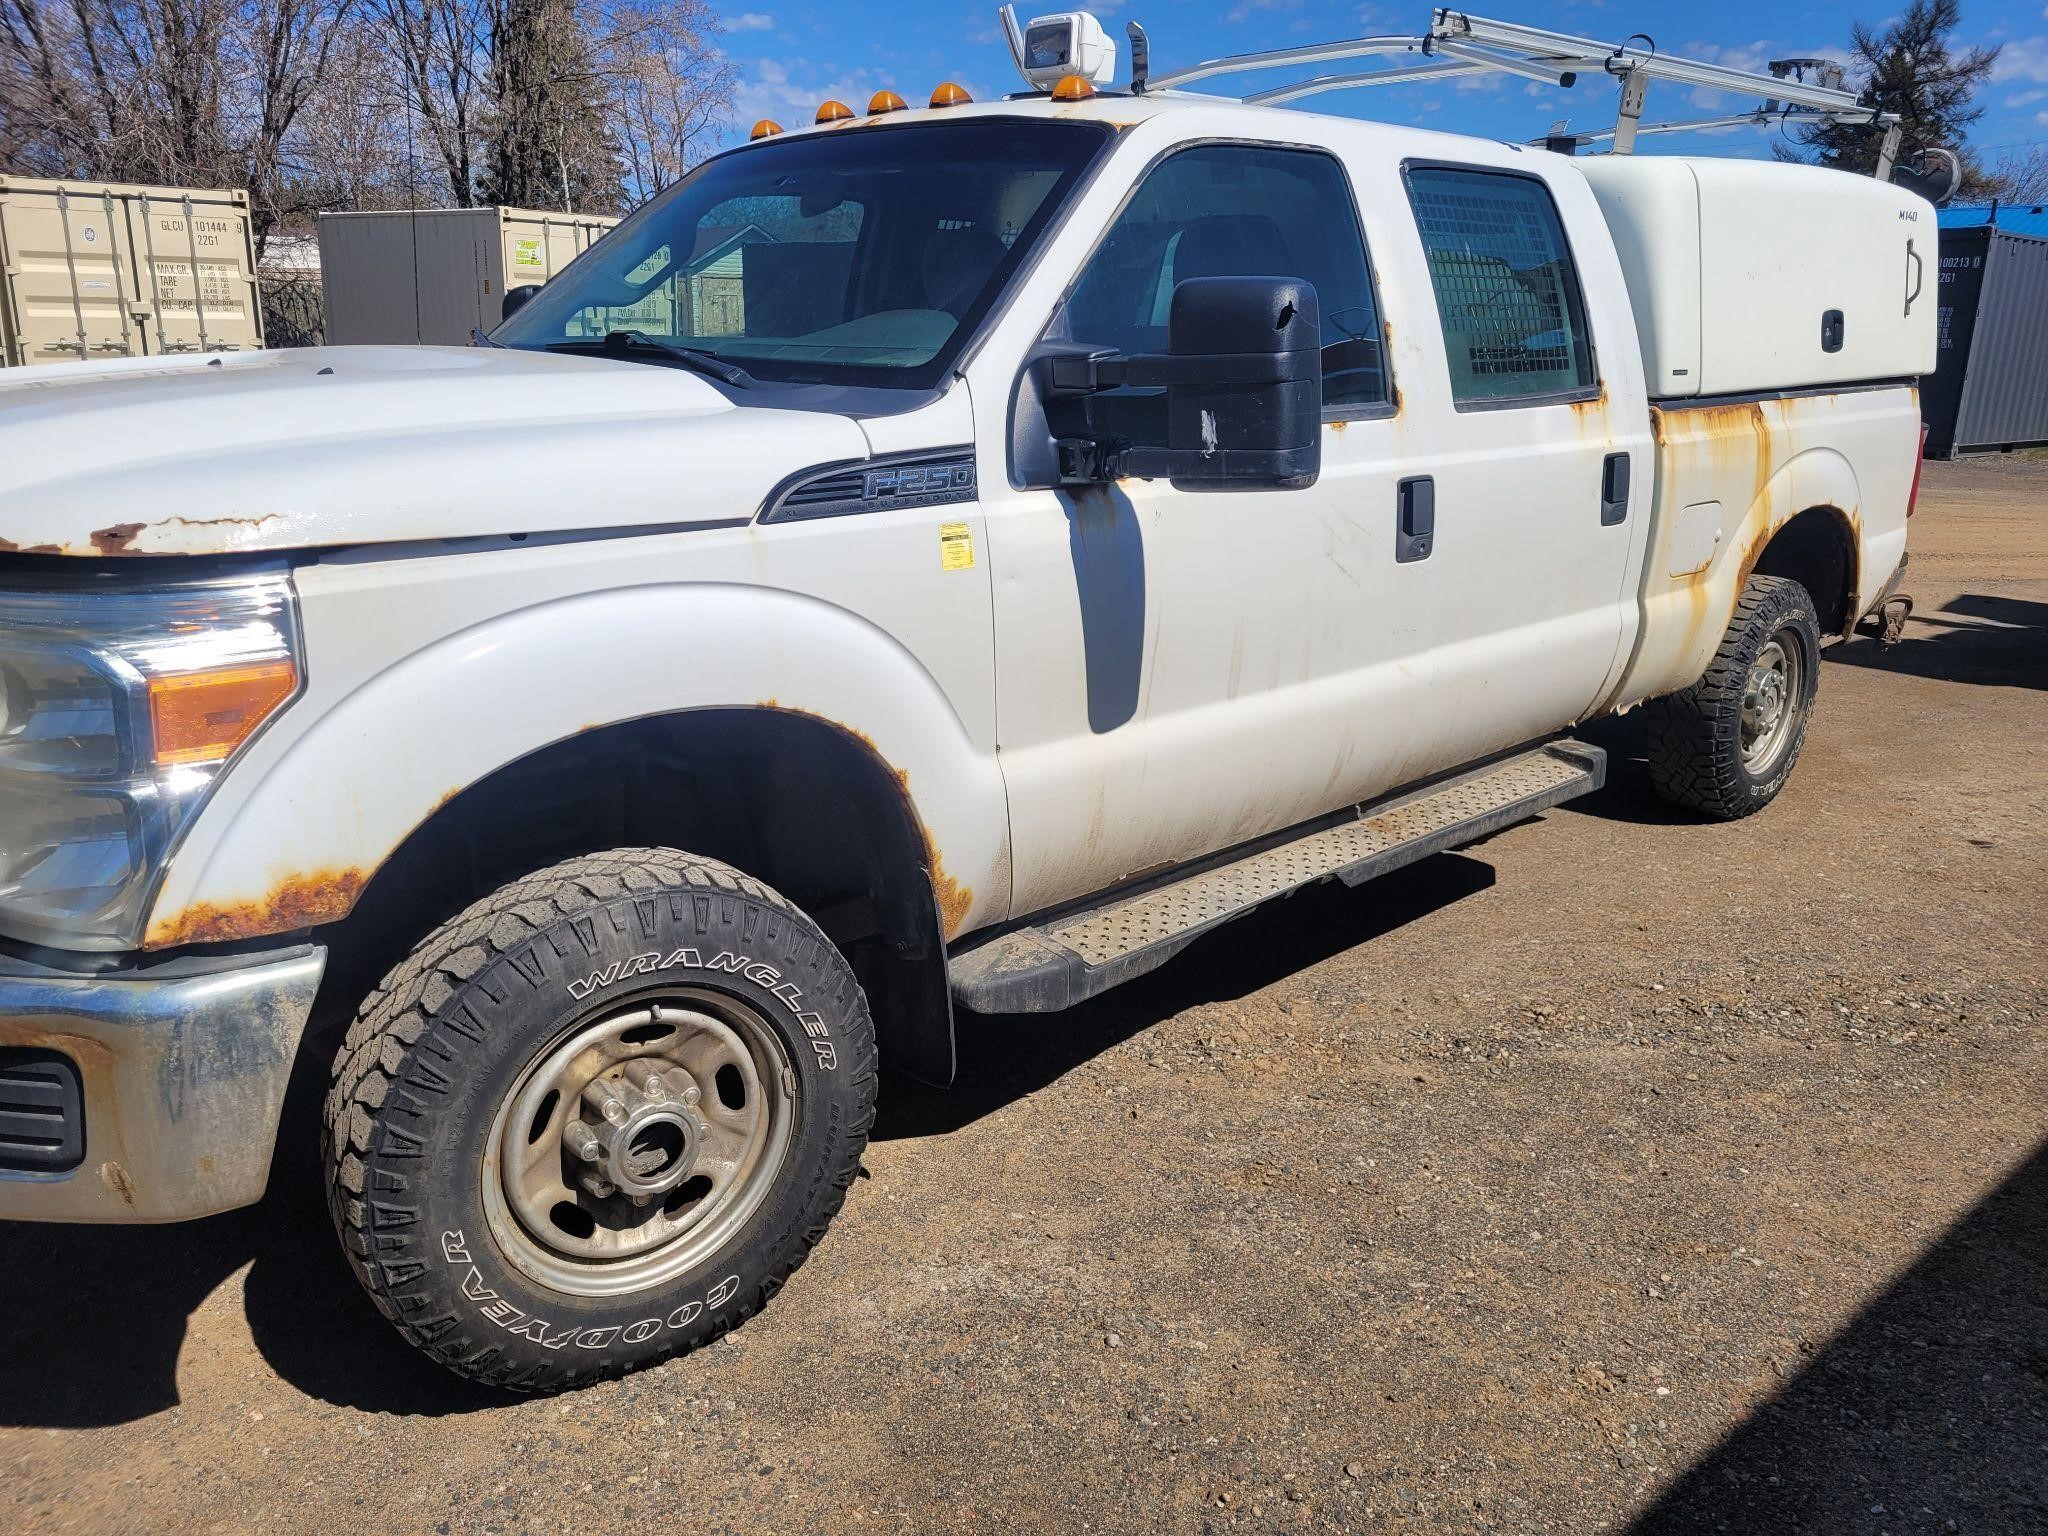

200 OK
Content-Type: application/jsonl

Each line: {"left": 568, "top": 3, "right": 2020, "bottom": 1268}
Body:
{"left": 1645, "top": 574, "right": 1821, "bottom": 820}
{"left": 323, "top": 848, "right": 877, "bottom": 1393}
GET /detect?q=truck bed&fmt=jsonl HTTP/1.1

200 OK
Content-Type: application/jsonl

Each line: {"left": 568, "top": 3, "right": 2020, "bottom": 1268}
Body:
{"left": 1604, "top": 382, "right": 1922, "bottom": 713}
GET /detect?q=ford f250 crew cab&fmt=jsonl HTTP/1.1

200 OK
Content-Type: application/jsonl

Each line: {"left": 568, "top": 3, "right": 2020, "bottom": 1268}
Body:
{"left": 0, "top": 11, "right": 1931, "bottom": 1391}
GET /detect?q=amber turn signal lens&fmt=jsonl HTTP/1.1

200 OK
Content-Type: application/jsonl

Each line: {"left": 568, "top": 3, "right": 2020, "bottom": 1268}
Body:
{"left": 815, "top": 99, "right": 855, "bottom": 123}
{"left": 929, "top": 82, "right": 972, "bottom": 108}
{"left": 868, "top": 90, "right": 906, "bottom": 114}
{"left": 1051, "top": 74, "right": 1095, "bottom": 100}
{"left": 749, "top": 119, "right": 783, "bottom": 140}
{"left": 149, "top": 658, "right": 298, "bottom": 767}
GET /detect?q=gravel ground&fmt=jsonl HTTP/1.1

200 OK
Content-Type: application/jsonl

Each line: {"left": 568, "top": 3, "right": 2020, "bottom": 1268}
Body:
{"left": 2, "top": 458, "right": 2043, "bottom": 1535}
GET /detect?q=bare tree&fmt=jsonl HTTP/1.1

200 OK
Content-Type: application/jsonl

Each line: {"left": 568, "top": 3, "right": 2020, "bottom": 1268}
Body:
{"left": 361, "top": 0, "right": 490, "bottom": 204}
{"left": 289, "top": 18, "right": 433, "bottom": 211}
{"left": 599, "top": 0, "right": 732, "bottom": 203}
{"left": 1, "top": 0, "right": 730, "bottom": 224}
{"left": 1983, "top": 145, "right": 2048, "bottom": 204}
{"left": 0, "top": 0, "right": 353, "bottom": 240}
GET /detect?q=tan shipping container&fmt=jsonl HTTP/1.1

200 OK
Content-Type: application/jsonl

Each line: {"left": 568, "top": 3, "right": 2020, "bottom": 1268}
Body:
{"left": 0, "top": 177, "right": 263, "bottom": 367}
{"left": 317, "top": 207, "right": 619, "bottom": 345}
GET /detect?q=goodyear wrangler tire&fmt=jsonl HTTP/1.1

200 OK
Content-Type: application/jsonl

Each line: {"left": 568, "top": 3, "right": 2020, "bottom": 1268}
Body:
{"left": 1644, "top": 574, "right": 1821, "bottom": 821}
{"left": 322, "top": 848, "right": 877, "bottom": 1393}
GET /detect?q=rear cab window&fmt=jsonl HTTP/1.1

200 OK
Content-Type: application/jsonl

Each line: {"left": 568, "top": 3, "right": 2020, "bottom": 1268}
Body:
{"left": 1402, "top": 164, "right": 1598, "bottom": 409}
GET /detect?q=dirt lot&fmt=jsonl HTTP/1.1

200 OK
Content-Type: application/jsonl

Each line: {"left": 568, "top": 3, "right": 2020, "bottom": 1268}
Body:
{"left": 3, "top": 458, "right": 2043, "bottom": 1535}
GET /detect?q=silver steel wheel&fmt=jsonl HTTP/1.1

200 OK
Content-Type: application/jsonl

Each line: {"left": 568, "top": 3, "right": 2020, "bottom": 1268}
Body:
{"left": 1740, "top": 632, "right": 1805, "bottom": 774}
{"left": 482, "top": 992, "right": 794, "bottom": 1297}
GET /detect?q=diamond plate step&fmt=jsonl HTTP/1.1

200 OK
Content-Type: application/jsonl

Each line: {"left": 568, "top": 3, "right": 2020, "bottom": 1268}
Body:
{"left": 950, "top": 741, "right": 1605, "bottom": 1014}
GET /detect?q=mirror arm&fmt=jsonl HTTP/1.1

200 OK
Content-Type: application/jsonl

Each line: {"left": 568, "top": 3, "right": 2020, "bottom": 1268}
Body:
{"left": 1045, "top": 347, "right": 1305, "bottom": 396}
{"left": 1039, "top": 345, "right": 1126, "bottom": 397}
{"left": 1053, "top": 434, "right": 1128, "bottom": 483}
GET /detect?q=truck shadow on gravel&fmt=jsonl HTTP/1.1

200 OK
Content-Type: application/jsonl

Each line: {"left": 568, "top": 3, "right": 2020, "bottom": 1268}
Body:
{"left": 1828, "top": 593, "right": 2047, "bottom": 690}
{"left": 0, "top": 1051, "right": 518, "bottom": 1426}
{"left": 0, "top": 856, "right": 1500, "bottom": 1428}
{"left": 876, "top": 851, "right": 1498, "bottom": 1142}
{"left": 1627, "top": 1136, "right": 2048, "bottom": 1535}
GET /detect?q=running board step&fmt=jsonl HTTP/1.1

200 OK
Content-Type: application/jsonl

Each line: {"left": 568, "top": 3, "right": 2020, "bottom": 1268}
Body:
{"left": 949, "top": 741, "right": 1605, "bottom": 1014}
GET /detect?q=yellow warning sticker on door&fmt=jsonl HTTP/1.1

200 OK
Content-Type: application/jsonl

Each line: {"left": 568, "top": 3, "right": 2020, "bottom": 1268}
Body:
{"left": 514, "top": 238, "right": 545, "bottom": 269}
{"left": 939, "top": 521, "right": 975, "bottom": 571}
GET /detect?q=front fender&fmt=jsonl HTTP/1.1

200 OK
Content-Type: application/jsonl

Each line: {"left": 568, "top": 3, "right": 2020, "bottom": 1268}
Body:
{"left": 145, "top": 576, "right": 1009, "bottom": 949}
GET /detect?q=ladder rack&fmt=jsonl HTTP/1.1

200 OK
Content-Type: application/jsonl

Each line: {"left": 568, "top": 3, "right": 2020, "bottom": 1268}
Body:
{"left": 1020, "top": 7, "right": 1907, "bottom": 179}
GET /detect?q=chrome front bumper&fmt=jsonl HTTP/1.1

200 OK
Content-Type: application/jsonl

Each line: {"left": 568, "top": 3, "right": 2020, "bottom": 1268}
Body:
{"left": 0, "top": 945, "right": 325, "bottom": 1222}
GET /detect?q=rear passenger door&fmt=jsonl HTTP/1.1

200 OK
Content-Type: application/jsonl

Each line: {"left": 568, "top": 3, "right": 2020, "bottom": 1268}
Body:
{"left": 1386, "top": 162, "right": 1640, "bottom": 763}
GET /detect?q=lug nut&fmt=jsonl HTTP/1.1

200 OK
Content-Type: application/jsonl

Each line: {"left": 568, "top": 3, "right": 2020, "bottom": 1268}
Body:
{"left": 564, "top": 1121, "right": 603, "bottom": 1163}
{"left": 583, "top": 1079, "right": 628, "bottom": 1124}
{"left": 624, "top": 1060, "right": 669, "bottom": 1100}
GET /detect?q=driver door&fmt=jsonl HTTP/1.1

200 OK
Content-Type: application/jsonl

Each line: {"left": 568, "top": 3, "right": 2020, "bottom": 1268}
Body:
{"left": 980, "top": 141, "right": 1443, "bottom": 918}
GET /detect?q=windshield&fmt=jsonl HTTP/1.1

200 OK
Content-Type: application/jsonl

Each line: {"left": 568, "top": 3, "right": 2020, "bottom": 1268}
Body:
{"left": 495, "top": 119, "right": 1112, "bottom": 390}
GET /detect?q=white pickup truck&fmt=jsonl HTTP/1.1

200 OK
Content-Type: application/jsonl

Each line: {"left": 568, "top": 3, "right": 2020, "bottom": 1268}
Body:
{"left": 0, "top": 18, "right": 1930, "bottom": 1391}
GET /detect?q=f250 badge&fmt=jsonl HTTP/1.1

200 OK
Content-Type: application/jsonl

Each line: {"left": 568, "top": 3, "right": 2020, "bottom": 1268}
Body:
{"left": 866, "top": 460, "right": 974, "bottom": 500}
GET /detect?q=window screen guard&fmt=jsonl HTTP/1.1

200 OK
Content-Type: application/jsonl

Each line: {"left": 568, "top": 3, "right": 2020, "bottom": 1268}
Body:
{"left": 1402, "top": 163, "right": 1598, "bottom": 409}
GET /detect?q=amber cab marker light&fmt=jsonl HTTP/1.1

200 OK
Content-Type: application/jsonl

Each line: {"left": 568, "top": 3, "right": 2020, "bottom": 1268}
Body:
{"left": 929, "top": 82, "right": 973, "bottom": 108}
{"left": 149, "top": 658, "right": 299, "bottom": 768}
{"left": 1051, "top": 74, "right": 1095, "bottom": 101}
{"left": 815, "top": 99, "right": 855, "bottom": 123}
{"left": 750, "top": 118, "right": 783, "bottom": 140}
{"left": 868, "top": 90, "right": 907, "bottom": 115}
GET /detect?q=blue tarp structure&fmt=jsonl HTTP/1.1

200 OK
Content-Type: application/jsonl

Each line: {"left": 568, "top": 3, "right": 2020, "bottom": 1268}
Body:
{"left": 1939, "top": 204, "right": 2048, "bottom": 239}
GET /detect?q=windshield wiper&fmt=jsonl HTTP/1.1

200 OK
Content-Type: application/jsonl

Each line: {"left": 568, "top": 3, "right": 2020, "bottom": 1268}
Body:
{"left": 545, "top": 331, "right": 754, "bottom": 387}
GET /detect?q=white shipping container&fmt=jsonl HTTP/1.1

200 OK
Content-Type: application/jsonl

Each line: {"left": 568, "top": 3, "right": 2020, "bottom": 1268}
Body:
{"left": 317, "top": 207, "right": 619, "bottom": 345}
{"left": 0, "top": 177, "right": 263, "bottom": 367}
{"left": 1577, "top": 156, "right": 1937, "bottom": 398}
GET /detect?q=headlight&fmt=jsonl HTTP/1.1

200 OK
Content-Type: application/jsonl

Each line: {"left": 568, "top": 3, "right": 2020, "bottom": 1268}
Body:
{"left": 0, "top": 572, "right": 301, "bottom": 950}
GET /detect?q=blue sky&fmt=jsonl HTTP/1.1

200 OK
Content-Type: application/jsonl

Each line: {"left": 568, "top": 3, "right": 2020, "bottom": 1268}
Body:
{"left": 714, "top": 0, "right": 2048, "bottom": 173}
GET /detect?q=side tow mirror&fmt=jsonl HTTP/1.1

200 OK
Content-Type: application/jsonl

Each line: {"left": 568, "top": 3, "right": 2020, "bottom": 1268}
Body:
{"left": 1032, "top": 275, "right": 1323, "bottom": 492}
{"left": 500, "top": 283, "right": 544, "bottom": 324}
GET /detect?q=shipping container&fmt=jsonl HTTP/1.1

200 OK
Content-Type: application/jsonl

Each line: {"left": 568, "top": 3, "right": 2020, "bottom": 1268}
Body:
{"left": 317, "top": 207, "right": 619, "bottom": 345}
{"left": 1579, "top": 157, "right": 1937, "bottom": 399}
{"left": 1922, "top": 223, "right": 2048, "bottom": 457}
{"left": 0, "top": 177, "right": 263, "bottom": 367}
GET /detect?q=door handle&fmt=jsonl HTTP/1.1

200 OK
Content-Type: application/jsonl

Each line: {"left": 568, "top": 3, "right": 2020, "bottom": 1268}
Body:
{"left": 1600, "top": 452, "right": 1630, "bottom": 526}
{"left": 1904, "top": 237, "right": 1923, "bottom": 316}
{"left": 1396, "top": 475, "right": 1434, "bottom": 563}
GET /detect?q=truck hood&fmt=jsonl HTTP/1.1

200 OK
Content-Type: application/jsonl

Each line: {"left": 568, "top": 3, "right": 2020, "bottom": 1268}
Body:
{"left": 0, "top": 346, "right": 870, "bottom": 557}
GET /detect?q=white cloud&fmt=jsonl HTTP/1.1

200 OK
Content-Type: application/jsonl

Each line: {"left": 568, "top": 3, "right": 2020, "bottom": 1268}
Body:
{"left": 722, "top": 54, "right": 995, "bottom": 139}
{"left": 1996, "top": 35, "right": 2048, "bottom": 83}
{"left": 1677, "top": 38, "right": 1847, "bottom": 109}
{"left": 727, "top": 56, "right": 868, "bottom": 132}
{"left": 1453, "top": 70, "right": 1507, "bottom": 94}
{"left": 1226, "top": 0, "right": 1303, "bottom": 24}
{"left": 722, "top": 12, "right": 775, "bottom": 32}
{"left": 2009, "top": 88, "right": 2048, "bottom": 107}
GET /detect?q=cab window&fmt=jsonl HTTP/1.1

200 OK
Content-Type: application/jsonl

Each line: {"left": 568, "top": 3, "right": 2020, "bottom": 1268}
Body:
{"left": 1403, "top": 165, "right": 1596, "bottom": 406}
{"left": 1051, "top": 143, "right": 1390, "bottom": 440}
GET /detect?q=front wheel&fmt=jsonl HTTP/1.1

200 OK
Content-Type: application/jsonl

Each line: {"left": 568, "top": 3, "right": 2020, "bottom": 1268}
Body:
{"left": 323, "top": 849, "right": 877, "bottom": 1393}
{"left": 1644, "top": 574, "right": 1821, "bottom": 820}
